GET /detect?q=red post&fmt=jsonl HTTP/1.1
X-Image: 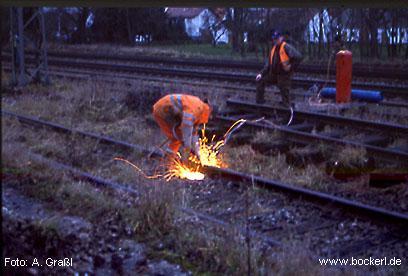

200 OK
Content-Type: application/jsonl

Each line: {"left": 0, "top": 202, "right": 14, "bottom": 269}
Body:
{"left": 335, "top": 50, "right": 352, "bottom": 103}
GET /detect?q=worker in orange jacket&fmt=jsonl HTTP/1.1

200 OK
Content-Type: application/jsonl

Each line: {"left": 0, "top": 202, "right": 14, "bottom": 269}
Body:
{"left": 256, "top": 30, "right": 302, "bottom": 108}
{"left": 153, "top": 94, "right": 212, "bottom": 160}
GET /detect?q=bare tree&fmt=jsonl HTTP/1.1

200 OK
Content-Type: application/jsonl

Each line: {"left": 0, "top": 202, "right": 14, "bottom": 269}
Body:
{"left": 70, "top": 8, "right": 90, "bottom": 43}
{"left": 0, "top": 7, "right": 9, "bottom": 47}
{"left": 125, "top": 9, "right": 133, "bottom": 44}
{"left": 225, "top": 8, "right": 248, "bottom": 56}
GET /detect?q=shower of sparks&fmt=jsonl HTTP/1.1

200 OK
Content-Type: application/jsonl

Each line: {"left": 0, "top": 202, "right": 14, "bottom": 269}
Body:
{"left": 114, "top": 157, "right": 163, "bottom": 179}
{"left": 115, "top": 156, "right": 204, "bottom": 181}
{"left": 115, "top": 118, "right": 253, "bottom": 181}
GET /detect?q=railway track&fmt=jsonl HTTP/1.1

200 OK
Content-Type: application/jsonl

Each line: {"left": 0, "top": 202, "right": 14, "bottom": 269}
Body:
{"left": 223, "top": 99, "right": 408, "bottom": 147}
{"left": 25, "top": 152, "right": 408, "bottom": 261}
{"left": 215, "top": 115, "right": 408, "bottom": 165}
{"left": 225, "top": 99, "right": 408, "bottom": 137}
{"left": 4, "top": 98, "right": 407, "bottom": 166}
{"left": 2, "top": 109, "right": 406, "bottom": 219}
{"left": 3, "top": 54, "right": 408, "bottom": 100}
{"left": 4, "top": 60, "right": 408, "bottom": 110}
{"left": 3, "top": 61, "right": 407, "bottom": 165}
{"left": 4, "top": 50, "right": 408, "bottom": 80}
{"left": 3, "top": 61, "right": 408, "bottom": 113}
{"left": 3, "top": 109, "right": 407, "bottom": 262}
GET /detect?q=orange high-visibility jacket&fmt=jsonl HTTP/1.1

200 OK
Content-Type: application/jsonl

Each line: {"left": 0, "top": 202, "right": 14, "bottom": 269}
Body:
{"left": 269, "top": 41, "right": 289, "bottom": 66}
{"left": 259, "top": 41, "right": 302, "bottom": 78}
{"left": 153, "top": 94, "right": 211, "bottom": 151}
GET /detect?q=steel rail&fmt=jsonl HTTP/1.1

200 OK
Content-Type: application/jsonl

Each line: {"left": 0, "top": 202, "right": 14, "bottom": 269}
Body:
{"left": 203, "top": 167, "right": 408, "bottom": 225}
{"left": 3, "top": 109, "right": 407, "bottom": 225}
{"left": 215, "top": 115, "right": 408, "bottom": 165}
{"left": 29, "top": 152, "right": 140, "bottom": 196}
{"left": 2, "top": 110, "right": 162, "bottom": 158}
{"left": 380, "top": 100, "right": 408, "bottom": 108}
{"left": 4, "top": 50, "right": 408, "bottom": 79}
{"left": 226, "top": 99, "right": 408, "bottom": 136}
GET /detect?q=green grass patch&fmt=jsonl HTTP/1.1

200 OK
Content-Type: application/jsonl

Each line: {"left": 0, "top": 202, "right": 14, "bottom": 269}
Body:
{"left": 146, "top": 42, "right": 261, "bottom": 60}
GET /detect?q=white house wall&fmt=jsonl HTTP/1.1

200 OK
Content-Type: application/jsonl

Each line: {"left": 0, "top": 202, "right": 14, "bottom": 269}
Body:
{"left": 215, "top": 29, "right": 229, "bottom": 44}
{"left": 184, "top": 9, "right": 229, "bottom": 44}
{"left": 184, "top": 10, "right": 206, "bottom": 37}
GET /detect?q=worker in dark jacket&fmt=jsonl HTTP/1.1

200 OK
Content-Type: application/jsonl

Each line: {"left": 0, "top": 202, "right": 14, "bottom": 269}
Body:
{"left": 256, "top": 31, "right": 303, "bottom": 108}
{"left": 153, "top": 94, "right": 212, "bottom": 160}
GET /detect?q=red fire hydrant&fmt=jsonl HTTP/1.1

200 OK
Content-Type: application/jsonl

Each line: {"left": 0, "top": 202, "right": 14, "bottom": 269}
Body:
{"left": 336, "top": 50, "right": 352, "bottom": 103}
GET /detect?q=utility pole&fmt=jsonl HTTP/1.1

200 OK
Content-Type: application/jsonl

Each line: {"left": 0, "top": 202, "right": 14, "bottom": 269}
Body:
{"left": 9, "top": 7, "right": 50, "bottom": 87}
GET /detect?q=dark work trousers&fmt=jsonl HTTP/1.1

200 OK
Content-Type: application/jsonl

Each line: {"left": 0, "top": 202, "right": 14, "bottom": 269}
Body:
{"left": 256, "top": 73, "right": 292, "bottom": 108}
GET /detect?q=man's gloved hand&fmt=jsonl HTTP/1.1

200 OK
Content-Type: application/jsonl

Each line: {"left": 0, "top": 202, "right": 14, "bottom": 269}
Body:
{"left": 255, "top": 74, "right": 262, "bottom": 82}
{"left": 193, "top": 142, "right": 201, "bottom": 161}
{"left": 282, "top": 61, "right": 292, "bottom": 72}
{"left": 191, "top": 134, "right": 200, "bottom": 161}
{"left": 180, "top": 147, "right": 190, "bottom": 163}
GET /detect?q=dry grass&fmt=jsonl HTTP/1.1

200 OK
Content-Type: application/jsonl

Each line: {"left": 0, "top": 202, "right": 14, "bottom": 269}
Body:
{"left": 388, "top": 138, "right": 408, "bottom": 149}
{"left": 224, "top": 144, "right": 331, "bottom": 191}
{"left": 168, "top": 223, "right": 268, "bottom": 275}
{"left": 1, "top": 134, "right": 299, "bottom": 275}
{"left": 2, "top": 71, "right": 235, "bottom": 150}
{"left": 3, "top": 144, "right": 118, "bottom": 221}
{"left": 292, "top": 164, "right": 329, "bottom": 190}
{"left": 133, "top": 181, "right": 180, "bottom": 237}
{"left": 342, "top": 105, "right": 408, "bottom": 125}
{"left": 251, "top": 130, "right": 282, "bottom": 143}
{"left": 274, "top": 245, "right": 335, "bottom": 276}
{"left": 332, "top": 145, "right": 368, "bottom": 168}
{"left": 3, "top": 117, "right": 254, "bottom": 273}
{"left": 2, "top": 127, "right": 177, "bottom": 237}
{"left": 2, "top": 77, "right": 166, "bottom": 147}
